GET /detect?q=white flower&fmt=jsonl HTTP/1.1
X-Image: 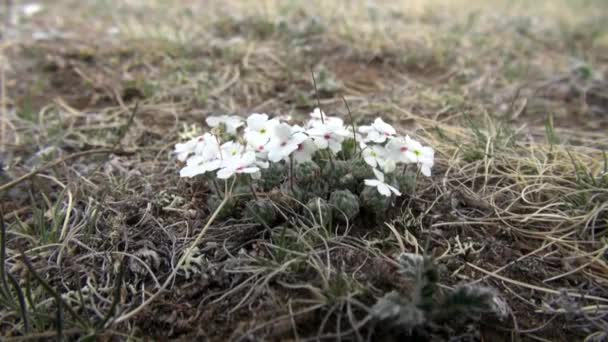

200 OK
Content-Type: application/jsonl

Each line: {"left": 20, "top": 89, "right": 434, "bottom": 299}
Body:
{"left": 174, "top": 137, "right": 201, "bottom": 162}
{"left": 179, "top": 155, "right": 222, "bottom": 178}
{"left": 244, "top": 113, "right": 280, "bottom": 147}
{"left": 358, "top": 118, "right": 396, "bottom": 143}
{"left": 364, "top": 169, "right": 401, "bottom": 197}
{"left": 307, "top": 119, "right": 349, "bottom": 153}
{"left": 196, "top": 134, "right": 221, "bottom": 157}
{"left": 266, "top": 123, "right": 308, "bottom": 162}
{"left": 292, "top": 138, "right": 317, "bottom": 163}
{"left": 286, "top": 125, "right": 318, "bottom": 163}
{"left": 362, "top": 145, "right": 387, "bottom": 169}
{"left": 385, "top": 136, "right": 413, "bottom": 164}
{"left": 245, "top": 143, "right": 271, "bottom": 170}
{"left": 361, "top": 144, "right": 397, "bottom": 173}
{"left": 245, "top": 139, "right": 269, "bottom": 165}
{"left": 307, "top": 107, "right": 344, "bottom": 128}
{"left": 385, "top": 136, "right": 434, "bottom": 176}
{"left": 178, "top": 135, "right": 222, "bottom": 177}
{"left": 405, "top": 139, "right": 434, "bottom": 177}
{"left": 206, "top": 115, "right": 244, "bottom": 134}
{"left": 216, "top": 151, "right": 260, "bottom": 179}
{"left": 220, "top": 141, "right": 245, "bottom": 163}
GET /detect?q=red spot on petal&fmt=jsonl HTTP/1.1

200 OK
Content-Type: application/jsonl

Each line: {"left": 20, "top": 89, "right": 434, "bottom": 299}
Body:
{"left": 324, "top": 134, "right": 331, "bottom": 140}
{"left": 400, "top": 147, "right": 408, "bottom": 152}
{"left": 281, "top": 141, "right": 287, "bottom": 147}
{"left": 258, "top": 145, "right": 264, "bottom": 151}
{"left": 297, "top": 144, "right": 303, "bottom": 151}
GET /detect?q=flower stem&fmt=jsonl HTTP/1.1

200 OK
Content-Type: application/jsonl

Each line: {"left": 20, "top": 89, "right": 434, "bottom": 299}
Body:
{"left": 406, "top": 166, "right": 421, "bottom": 209}
{"left": 289, "top": 156, "right": 295, "bottom": 192}
{"left": 413, "top": 166, "right": 420, "bottom": 194}
{"left": 310, "top": 69, "right": 324, "bottom": 124}
{"left": 247, "top": 175, "right": 259, "bottom": 200}
{"left": 342, "top": 95, "right": 357, "bottom": 156}
{"left": 327, "top": 150, "right": 335, "bottom": 170}
{"left": 211, "top": 178, "right": 222, "bottom": 196}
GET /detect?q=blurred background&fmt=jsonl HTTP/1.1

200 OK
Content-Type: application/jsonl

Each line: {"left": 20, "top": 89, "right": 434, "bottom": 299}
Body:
{"left": 1, "top": 1, "right": 607, "bottom": 139}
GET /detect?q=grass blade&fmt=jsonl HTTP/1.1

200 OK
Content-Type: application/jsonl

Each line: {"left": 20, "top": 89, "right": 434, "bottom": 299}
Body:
{"left": 0, "top": 205, "right": 11, "bottom": 302}
{"left": 97, "top": 259, "right": 126, "bottom": 329}
{"left": 7, "top": 272, "right": 30, "bottom": 333}
{"left": 21, "top": 252, "right": 89, "bottom": 328}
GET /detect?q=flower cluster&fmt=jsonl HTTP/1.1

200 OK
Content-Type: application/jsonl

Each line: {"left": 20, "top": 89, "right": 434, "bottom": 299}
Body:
{"left": 174, "top": 109, "right": 434, "bottom": 198}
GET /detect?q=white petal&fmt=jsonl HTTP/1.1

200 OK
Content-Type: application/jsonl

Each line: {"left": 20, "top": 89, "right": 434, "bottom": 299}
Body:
{"left": 381, "top": 159, "right": 397, "bottom": 173}
{"left": 186, "top": 155, "right": 205, "bottom": 166}
{"left": 366, "top": 131, "right": 382, "bottom": 142}
{"left": 247, "top": 113, "right": 268, "bottom": 130}
{"left": 180, "top": 165, "right": 204, "bottom": 178}
{"left": 245, "top": 132, "right": 270, "bottom": 147}
{"left": 364, "top": 179, "right": 380, "bottom": 186}
{"left": 267, "top": 149, "right": 285, "bottom": 162}
{"left": 238, "top": 167, "right": 260, "bottom": 174}
{"left": 421, "top": 146, "right": 434, "bottom": 159}
{"left": 206, "top": 116, "right": 222, "bottom": 127}
{"left": 285, "top": 142, "right": 300, "bottom": 156}
{"left": 404, "top": 151, "right": 417, "bottom": 163}
{"left": 377, "top": 183, "right": 391, "bottom": 197}
{"left": 176, "top": 151, "right": 190, "bottom": 162}
{"left": 216, "top": 168, "right": 234, "bottom": 179}
{"left": 420, "top": 164, "right": 431, "bottom": 177}
{"left": 307, "top": 127, "right": 324, "bottom": 137}
{"left": 273, "top": 123, "right": 292, "bottom": 141}
{"left": 387, "top": 184, "right": 402, "bottom": 196}
{"left": 328, "top": 140, "right": 342, "bottom": 153}
{"left": 203, "top": 159, "right": 222, "bottom": 172}
{"left": 293, "top": 152, "right": 312, "bottom": 163}
{"left": 406, "top": 138, "right": 423, "bottom": 151}
{"left": 313, "top": 138, "right": 329, "bottom": 149}
{"left": 363, "top": 155, "right": 378, "bottom": 168}
{"left": 311, "top": 108, "right": 324, "bottom": 119}
{"left": 241, "top": 151, "right": 257, "bottom": 164}
{"left": 358, "top": 125, "right": 373, "bottom": 134}
{"left": 372, "top": 168, "right": 385, "bottom": 182}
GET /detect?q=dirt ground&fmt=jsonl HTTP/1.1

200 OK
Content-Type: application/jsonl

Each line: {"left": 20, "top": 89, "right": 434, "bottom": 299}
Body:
{"left": 1, "top": 1, "right": 608, "bottom": 341}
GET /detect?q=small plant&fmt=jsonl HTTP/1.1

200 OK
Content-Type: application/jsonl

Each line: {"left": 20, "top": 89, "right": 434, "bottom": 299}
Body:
{"left": 329, "top": 189, "right": 360, "bottom": 222}
{"left": 246, "top": 198, "right": 278, "bottom": 226}
{"left": 371, "top": 253, "right": 505, "bottom": 338}
{"left": 173, "top": 108, "right": 435, "bottom": 228}
{"left": 306, "top": 197, "right": 332, "bottom": 225}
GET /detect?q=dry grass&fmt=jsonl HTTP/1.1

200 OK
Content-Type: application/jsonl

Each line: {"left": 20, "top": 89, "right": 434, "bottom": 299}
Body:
{"left": 1, "top": 0, "right": 608, "bottom": 340}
